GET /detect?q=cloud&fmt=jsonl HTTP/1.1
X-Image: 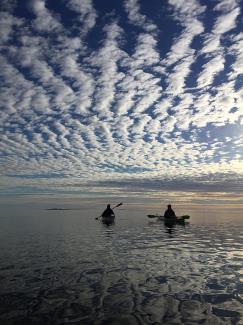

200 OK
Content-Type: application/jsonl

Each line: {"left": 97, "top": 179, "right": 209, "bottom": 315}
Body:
{"left": 0, "top": 12, "right": 22, "bottom": 43}
{"left": 159, "top": 0, "right": 205, "bottom": 98}
{"left": 87, "top": 22, "right": 127, "bottom": 117}
{"left": 228, "top": 32, "right": 243, "bottom": 80}
{"left": 166, "top": 55, "right": 195, "bottom": 94}
{"left": 163, "top": 0, "right": 205, "bottom": 65}
{"left": 29, "top": 0, "right": 63, "bottom": 33}
{"left": 214, "top": 0, "right": 239, "bottom": 13}
{"left": 197, "top": 54, "right": 225, "bottom": 88}
{"left": 124, "top": 0, "right": 157, "bottom": 32}
{"left": 0, "top": 0, "right": 243, "bottom": 196}
{"left": 213, "top": 7, "right": 240, "bottom": 35}
{"left": 201, "top": 2, "right": 240, "bottom": 55}
{"left": 64, "top": 0, "right": 97, "bottom": 37}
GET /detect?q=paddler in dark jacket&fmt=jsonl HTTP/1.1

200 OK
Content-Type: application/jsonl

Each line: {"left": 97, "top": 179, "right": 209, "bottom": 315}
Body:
{"left": 102, "top": 204, "right": 114, "bottom": 217}
{"left": 164, "top": 204, "right": 176, "bottom": 218}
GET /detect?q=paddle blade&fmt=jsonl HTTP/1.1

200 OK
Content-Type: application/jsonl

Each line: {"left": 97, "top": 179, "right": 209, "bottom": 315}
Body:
{"left": 180, "top": 215, "right": 190, "bottom": 219}
{"left": 147, "top": 214, "right": 159, "bottom": 218}
{"left": 113, "top": 202, "right": 123, "bottom": 209}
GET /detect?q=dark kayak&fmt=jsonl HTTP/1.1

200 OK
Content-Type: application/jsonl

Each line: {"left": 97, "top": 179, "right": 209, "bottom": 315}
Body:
{"left": 102, "top": 214, "right": 115, "bottom": 218}
{"left": 101, "top": 214, "right": 115, "bottom": 225}
{"left": 101, "top": 213, "right": 115, "bottom": 221}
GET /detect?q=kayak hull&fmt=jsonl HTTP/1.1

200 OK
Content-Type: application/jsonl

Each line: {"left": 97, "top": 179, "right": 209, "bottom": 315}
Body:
{"left": 102, "top": 215, "right": 115, "bottom": 220}
{"left": 101, "top": 214, "right": 115, "bottom": 224}
{"left": 163, "top": 217, "right": 186, "bottom": 226}
{"left": 147, "top": 214, "right": 190, "bottom": 225}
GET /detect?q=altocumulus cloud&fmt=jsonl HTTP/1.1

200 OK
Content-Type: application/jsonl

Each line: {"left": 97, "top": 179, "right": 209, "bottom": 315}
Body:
{"left": 0, "top": 0, "right": 243, "bottom": 195}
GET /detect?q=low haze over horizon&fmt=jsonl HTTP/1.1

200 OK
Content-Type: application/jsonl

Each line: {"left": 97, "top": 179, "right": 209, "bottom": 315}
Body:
{"left": 0, "top": 0, "right": 243, "bottom": 199}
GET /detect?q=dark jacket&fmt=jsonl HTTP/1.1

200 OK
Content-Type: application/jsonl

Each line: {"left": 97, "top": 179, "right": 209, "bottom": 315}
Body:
{"left": 164, "top": 207, "right": 176, "bottom": 218}
{"left": 102, "top": 207, "right": 114, "bottom": 217}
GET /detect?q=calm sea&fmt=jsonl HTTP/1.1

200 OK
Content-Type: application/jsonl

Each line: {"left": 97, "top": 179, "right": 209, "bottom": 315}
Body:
{"left": 0, "top": 200, "right": 243, "bottom": 324}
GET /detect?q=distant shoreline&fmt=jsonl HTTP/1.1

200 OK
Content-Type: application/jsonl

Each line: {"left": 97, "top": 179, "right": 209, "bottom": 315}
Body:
{"left": 46, "top": 208, "right": 74, "bottom": 211}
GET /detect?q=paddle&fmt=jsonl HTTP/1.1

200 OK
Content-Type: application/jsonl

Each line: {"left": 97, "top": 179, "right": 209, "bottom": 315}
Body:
{"left": 113, "top": 202, "right": 123, "bottom": 209}
{"left": 95, "top": 202, "right": 123, "bottom": 220}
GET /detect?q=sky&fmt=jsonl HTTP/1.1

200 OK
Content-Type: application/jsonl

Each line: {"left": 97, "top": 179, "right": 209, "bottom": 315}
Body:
{"left": 0, "top": 0, "right": 243, "bottom": 199}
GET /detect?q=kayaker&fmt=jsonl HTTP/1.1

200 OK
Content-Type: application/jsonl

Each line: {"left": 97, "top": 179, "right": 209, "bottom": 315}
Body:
{"left": 164, "top": 204, "right": 176, "bottom": 218}
{"left": 101, "top": 204, "right": 114, "bottom": 217}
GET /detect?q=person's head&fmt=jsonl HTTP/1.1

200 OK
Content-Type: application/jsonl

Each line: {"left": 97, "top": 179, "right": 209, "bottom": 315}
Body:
{"left": 168, "top": 204, "right": 172, "bottom": 209}
{"left": 107, "top": 204, "right": 111, "bottom": 208}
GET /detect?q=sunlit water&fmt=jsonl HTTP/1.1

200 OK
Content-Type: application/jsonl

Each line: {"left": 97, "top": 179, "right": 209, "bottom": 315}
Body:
{"left": 0, "top": 205, "right": 243, "bottom": 324}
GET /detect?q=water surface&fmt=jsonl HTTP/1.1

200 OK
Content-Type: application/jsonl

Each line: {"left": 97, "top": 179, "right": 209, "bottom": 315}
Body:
{"left": 0, "top": 203, "right": 243, "bottom": 324}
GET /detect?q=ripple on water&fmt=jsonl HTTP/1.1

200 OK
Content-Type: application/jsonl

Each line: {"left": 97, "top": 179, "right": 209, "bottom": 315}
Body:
{"left": 0, "top": 214, "right": 243, "bottom": 324}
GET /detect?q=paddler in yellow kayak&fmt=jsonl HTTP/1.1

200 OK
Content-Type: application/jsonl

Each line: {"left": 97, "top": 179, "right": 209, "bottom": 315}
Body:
{"left": 164, "top": 204, "right": 176, "bottom": 218}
